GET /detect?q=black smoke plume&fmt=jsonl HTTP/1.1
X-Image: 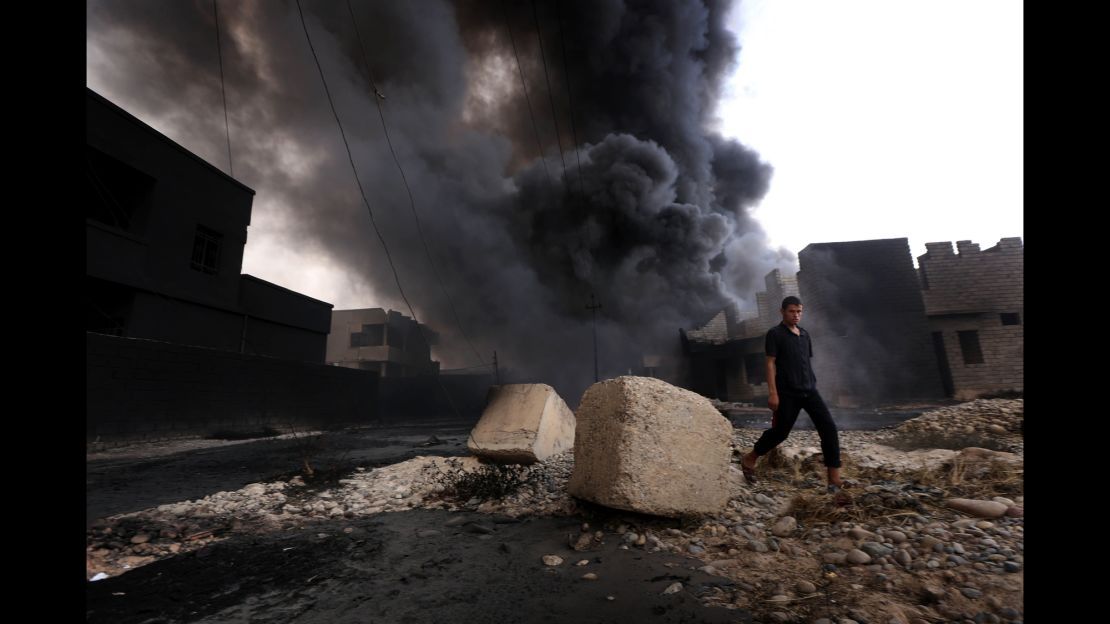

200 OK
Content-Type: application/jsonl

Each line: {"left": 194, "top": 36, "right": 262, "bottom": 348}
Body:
{"left": 86, "top": 0, "right": 788, "bottom": 402}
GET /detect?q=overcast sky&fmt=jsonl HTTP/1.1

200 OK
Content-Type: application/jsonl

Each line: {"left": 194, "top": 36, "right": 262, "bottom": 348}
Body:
{"left": 717, "top": 0, "right": 1023, "bottom": 262}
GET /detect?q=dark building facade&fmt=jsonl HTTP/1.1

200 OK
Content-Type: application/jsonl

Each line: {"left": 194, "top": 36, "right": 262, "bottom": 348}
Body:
{"left": 85, "top": 89, "right": 382, "bottom": 444}
{"left": 86, "top": 88, "right": 331, "bottom": 362}
{"left": 796, "top": 238, "right": 945, "bottom": 406}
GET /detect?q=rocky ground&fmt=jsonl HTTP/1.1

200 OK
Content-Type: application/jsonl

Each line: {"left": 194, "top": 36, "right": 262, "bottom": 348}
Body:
{"left": 87, "top": 400, "right": 1023, "bottom": 623}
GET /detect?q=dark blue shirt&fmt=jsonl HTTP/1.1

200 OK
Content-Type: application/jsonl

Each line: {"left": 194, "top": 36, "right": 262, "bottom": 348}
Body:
{"left": 765, "top": 322, "right": 816, "bottom": 393}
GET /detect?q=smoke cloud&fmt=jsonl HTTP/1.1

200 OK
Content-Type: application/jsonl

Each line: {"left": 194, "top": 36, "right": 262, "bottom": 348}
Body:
{"left": 86, "top": 0, "right": 791, "bottom": 402}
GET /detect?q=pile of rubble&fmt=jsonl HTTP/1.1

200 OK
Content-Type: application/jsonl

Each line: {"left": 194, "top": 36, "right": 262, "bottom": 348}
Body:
{"left": 875, "top": 399, "right": 1024, "bottom": 454}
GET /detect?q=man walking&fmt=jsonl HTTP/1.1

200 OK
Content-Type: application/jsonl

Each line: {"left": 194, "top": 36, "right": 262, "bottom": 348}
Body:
{"left": 739, "top": 296, "right": 848, "bottom": 493}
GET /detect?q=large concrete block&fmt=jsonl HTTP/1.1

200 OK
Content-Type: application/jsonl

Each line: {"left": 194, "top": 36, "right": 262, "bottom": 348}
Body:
{"left": 568, "top": 376, "right": 732, "bottom": 517}
{"left": 466, "top": 384, "right": 575, "bottom": 464}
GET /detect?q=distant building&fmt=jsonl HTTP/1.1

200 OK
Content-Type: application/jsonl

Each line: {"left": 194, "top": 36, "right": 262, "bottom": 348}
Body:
{"left": 327, "top": 308, "right": 440, "bottom": 377}
{"left": 681, "top": 237, "right": 1022, "bottom": 406}
{"left": 86, "top": 87, "right": 331, "bottom": 362}
{"left": 680, "top": 269, "right": 797, "bottom": 402}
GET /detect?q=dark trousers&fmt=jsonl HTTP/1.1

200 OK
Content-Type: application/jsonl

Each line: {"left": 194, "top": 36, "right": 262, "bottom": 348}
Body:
{"left": 753, "top": 390, "right": 841, "bottom": 468}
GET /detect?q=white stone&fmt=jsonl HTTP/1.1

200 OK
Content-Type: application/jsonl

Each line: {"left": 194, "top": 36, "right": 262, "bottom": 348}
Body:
{"left": 945, "top": 498, "right": 1008, "bottom": 518}
{"left": 771, "top": 516, "right": 797, "bottom": 537}
{"left": 467, "top": 384, "right": 576, "bottom": 464}
{"left": 567, "top": 377, "right": 732, "bottom": 517}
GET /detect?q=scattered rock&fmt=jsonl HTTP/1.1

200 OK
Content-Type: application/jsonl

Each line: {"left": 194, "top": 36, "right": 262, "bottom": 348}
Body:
{"left": 771, "top": 516, "right": 797, "bottom": 537}
{"left": 846, "top": 549, "right": 872, "bottom": 565}
{"left": 945, "top": 499, "right": 1008, "bottom": 518}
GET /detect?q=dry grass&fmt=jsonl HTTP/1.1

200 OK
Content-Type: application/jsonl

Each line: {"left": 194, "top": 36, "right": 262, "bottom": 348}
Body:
{"left": 778, "top": 446, "right": 1022, "bottom": 524}
{"left": 761, "top": 447, "right": 807, "bottom": 483}
{"left": 903, "top": 456, "right": 1024, "bottom": 499}
{"left": 788, "top": 488, "right": 925, "bottom": 525}
{"left": 847, "top": 455, "right": 1022, "bottom": 504}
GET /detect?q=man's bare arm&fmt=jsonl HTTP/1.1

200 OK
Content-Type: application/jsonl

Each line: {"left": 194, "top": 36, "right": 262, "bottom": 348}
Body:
{"left": 766, "top": 355, "right": 779, "bottom": 411}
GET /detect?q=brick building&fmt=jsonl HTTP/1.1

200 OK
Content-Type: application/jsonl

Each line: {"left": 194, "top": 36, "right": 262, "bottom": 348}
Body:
{"left": 918, "top": 238, "right": 1023, "bottom": 399}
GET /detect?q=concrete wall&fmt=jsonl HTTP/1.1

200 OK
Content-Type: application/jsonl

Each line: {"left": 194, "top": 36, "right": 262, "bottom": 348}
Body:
{"left": 87, "top": 333, "right": 378, "bottom": 445}
{"left": 918, "top": 238, "right": 1023, "bottom": 398}
{"left": 378, "top": 374, "right": 494, "bottom": 423}
{"left": 239, "top": 275, "right": 331, "bottom": 362}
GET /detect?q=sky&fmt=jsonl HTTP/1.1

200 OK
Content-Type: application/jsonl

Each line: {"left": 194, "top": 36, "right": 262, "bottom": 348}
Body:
{"left": 717, "top": 0, "right": 1023, "bottom": 262}
{"left": 86, "top": 0, "right": 1022, "bottom": 390}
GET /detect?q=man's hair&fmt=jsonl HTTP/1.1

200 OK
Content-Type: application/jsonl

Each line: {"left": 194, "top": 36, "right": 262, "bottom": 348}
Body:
{"left": 781, "top": 296, "right": 802, "bottom": 310}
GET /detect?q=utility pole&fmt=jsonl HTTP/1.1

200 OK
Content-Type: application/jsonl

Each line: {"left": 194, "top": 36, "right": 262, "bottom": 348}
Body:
{"left": 586, "top": 292, "right": 602, "bottom": 382}
{"left": 493, "top": 350, "right": 501, "bottom": 385}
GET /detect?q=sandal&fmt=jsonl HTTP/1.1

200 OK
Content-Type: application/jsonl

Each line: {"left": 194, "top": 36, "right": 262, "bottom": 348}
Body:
{"left": 827, "top": 479, "right": 856, "bottom": 493}
{"left": 827, "top": 483, "right": 855, "bottom": 506}
{"left": 741, "top": 462, "right": 758, "bottom": 485}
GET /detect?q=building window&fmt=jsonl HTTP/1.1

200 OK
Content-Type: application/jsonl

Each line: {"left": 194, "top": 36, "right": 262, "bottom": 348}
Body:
{"left": 350, "top": 324, "right": 384, "bottom": 347}
{"left": 361, "top": 324, "right": 384, "bottom": 346}
{"left": 1000, "top": 313, "right": 1020, "bottom": 326}
{"left": 958, "top": 330, "right": 984, "bottom": 364}
{"left": 86, "top": 145, "right": 154, "bottom": 232}
{"left": 191, "top": 225, "right": 222, "bottom": 275}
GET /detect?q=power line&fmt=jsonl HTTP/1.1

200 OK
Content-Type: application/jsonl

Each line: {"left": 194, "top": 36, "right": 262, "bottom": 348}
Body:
{"left": 345, "top": 0, "right": 487, "bottom": 371}
{"left": 550, "top": 1, "right": 606, "bottom": 379}
{"left": 529, "top": 0, "right": 569, "bottom": 183}
{"left": 213, "top": 0, "right": 233, "bottom": 177}
{"left": 554, "top": 0, "right": 586, "bottom": 196}
{"left": 294, "top": 0, "right": 461, "bottom": 420}
{"left": 501, "top": 0, "right": 553, "bottom": 184}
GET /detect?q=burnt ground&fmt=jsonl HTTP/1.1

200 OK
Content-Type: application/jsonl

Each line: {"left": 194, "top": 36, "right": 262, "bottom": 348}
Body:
{"left": 86, "top": 422, "right": 751, "bottom": 623}
{"left": 86, "top": 509, "right": 746, "bottom": 624}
